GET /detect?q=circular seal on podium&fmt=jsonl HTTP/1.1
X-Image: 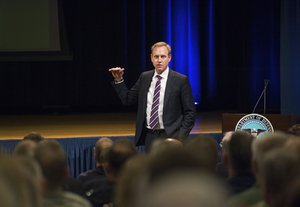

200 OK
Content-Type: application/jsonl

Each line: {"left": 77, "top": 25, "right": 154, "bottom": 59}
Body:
{"left": 235, "top": 113, "right": 274, "bottom": 138}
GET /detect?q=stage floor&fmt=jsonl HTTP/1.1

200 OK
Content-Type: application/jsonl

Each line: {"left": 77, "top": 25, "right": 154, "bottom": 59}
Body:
{"left": 0, "top": 112, "right": 222, "bottom": 140}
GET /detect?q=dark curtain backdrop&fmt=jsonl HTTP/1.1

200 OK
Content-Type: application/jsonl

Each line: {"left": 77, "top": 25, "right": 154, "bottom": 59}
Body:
{"left": 280, "top": 0, "right": 300, "bottom": 116}
{"left": 0, "top": 0, "right": 281, "bottom": 114}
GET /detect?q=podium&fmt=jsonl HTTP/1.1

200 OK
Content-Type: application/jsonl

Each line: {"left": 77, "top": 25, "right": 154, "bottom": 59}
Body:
{"left": 222, "top": 113, "right": 299, "bottom": 134}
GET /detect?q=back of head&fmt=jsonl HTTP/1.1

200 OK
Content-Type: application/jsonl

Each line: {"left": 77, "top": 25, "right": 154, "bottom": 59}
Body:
{"left": 104, "top": 139, "right": 137, "bottom": 179}
{"left": 142, "top": 171, "right": 227, "bottom": 207}
{"left": 228, "top": 131, "right": 255, "bottom": 173}
{"left": 13, "top": 139, "right": 37, "bottom": 157}
{"left": 0, "top": 155, "right": 42, "bottom": 207}
{"left": 252, "top": 132, "right": 288, "bottom": 171}
{"left": 148, "top": 147, "right": 207, "bottom": 184}
{"left": 115, "top": 154, "right": 149, "bottom": 207}
{"left": 94, "top": 137, "right": 113, "bottom": 164}
{"left": 185, "top": 135, "right": 218, "bottom": 173}
{"left": 287, "top": 124, "right": 300, "bottom": 137}
{"left": 150, "top": 138, "right": 182, "bottom": 156}
{"left": 23, "top": 132, "right": 45, "bottom": 143}
{"left": 260, "top": 148, "right": 300, "bottom": 207}
{"left": 34, "top": 140, "right": 66, "bottom": 191}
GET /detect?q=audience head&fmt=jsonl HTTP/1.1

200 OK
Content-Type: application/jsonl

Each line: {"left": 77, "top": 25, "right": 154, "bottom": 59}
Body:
{"left": 287, "top": 123, "right": 300, "bottom": 137}
{"left": 0, "top": 155, "right": 42, "bottom": 207}
{"left": 34, "top": 140, "right": 67, "bottom": 192}
{"left": 185, "top": 135, "right": 218, "bottom": 173}
{"left": 23, "top": 132, "right": 45, "bottom": 143}
{"left": 285, "top": 136, "right": 300, "bottom": 157}
{"left": 148, "top": 147, "right": 210, "bottom": 184}
{"left": 94, "top": 137, "right": 113, "bottom": 166}
{"left": 219, "top": 131, "right": 234, "bottom": 159}
{"left": 114, "top": 154, "right": 150, "bottom": 207}
{"left": 260, "top": 148, "right": 300, "bottom": 207}
{"left": 223, "top": 131, "right": 255, "bottom": 176}
{"left": 251, "top": 132, "right": 288, "bottom": 177}
{"left": 142, "top": 171, "right": 227, "bottom": 207}
{"left": 13, "top": 139, "right": 38, "bottom": 157}
{"left": 149, "top": 138, "right": 183, "bottom": 156}
{"left": 103, "top": 139, "right": 137, "bottom": 182}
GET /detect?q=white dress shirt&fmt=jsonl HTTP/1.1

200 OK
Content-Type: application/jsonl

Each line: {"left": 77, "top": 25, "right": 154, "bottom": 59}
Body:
{"left": 146, "top": 67, "right": 169, "bottom": 129}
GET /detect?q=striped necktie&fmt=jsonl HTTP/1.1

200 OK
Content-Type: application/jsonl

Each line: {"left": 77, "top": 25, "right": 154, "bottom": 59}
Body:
{"left": 149, "top": 75, "right": 162, "bottom": 129}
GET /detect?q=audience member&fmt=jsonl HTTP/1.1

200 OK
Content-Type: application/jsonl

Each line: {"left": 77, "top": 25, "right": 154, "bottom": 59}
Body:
{"left": 147, "top": 147, "right": 212, "bottom": 185}
{"left": 114, "top": 154, "right": 150, "bottom": 207}
{"left": 78, "top": 137, "right": 113, "bottom": 183}
{"left": 222, "top": 131, "right": 256, "bottom": 195}
{"left": 282, "top": 135, "right": 300, "bottom": 207}
{"left": 13, "top": 139, "right": 38, "bottom": 157}
{"left": 228, "top": 131, "right": 288, "bottom": 207}
{"left": 216, "top": 131, "right": 234, "bottom": 178}
{"left": 77, "top": 137, "right": 113, "bottom": 206}
{"left": 23, "top": 132, "right": 45, "bottom": 143}
{"left": 259, "top": 148, "right": 300, "bottom": 207}
{"left": 149, "top": 137, "right": 183, "bottom": 156}
{"left": 0, "top": 175, "right": 14, "bottom": 207}
{"left": 142, "top": 171, "right": 228, "bottom": 207}
{"left": 185, "top": 135, "right": 219, "bottom": 173}
{"left": 34, "top": 140, "right": 91, "bottom": 207}
{"left": 0, "top": 155, "right": 42, "bottom": 207}
{"left": 287, "top": 123, "right": 300, "bottom": 137}
{"left": 82, "top": 138, "right": 137, "bottom": 207}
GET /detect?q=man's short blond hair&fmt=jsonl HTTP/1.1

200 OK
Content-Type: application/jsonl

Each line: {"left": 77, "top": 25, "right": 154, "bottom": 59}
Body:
{"left": 151, "top": 42, "right": 171, "bottom": 55}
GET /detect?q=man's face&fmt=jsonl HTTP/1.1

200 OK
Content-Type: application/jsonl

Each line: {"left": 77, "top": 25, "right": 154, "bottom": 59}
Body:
{"left": 151, "top": 46, "right": 171, "bottom": 74}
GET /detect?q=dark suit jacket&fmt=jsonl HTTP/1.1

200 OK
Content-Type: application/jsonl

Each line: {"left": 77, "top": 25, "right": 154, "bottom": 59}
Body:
{"left": 113, "top": 69, "right": 196, "bottom": 145}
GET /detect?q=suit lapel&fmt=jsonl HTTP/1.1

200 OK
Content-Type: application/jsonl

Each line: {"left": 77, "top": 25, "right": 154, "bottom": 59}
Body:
{"left": 164, "top": 70, "right": 174, "bottom": 109}
{"left": 141, "top": 71, "right": 154, "bottom": 110}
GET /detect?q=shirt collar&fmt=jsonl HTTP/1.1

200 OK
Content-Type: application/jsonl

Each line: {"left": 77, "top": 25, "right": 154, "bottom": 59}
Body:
{"left": 154, "top": 67, "right": 169, "bottom": 79}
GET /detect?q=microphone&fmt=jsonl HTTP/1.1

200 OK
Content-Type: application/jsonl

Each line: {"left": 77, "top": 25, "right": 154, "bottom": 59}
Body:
{"left": 252, "top": 79, "right": 270, "bottom": 114}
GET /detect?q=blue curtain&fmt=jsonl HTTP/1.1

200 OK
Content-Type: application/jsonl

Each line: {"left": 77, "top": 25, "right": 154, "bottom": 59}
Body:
{"left": 118, "top": 0, "right": 281, "bottom": 112}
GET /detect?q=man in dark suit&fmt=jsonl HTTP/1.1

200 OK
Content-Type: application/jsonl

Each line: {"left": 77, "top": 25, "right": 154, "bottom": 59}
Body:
{"left": 109, "top": 42, "right": 196, "bottom": 151}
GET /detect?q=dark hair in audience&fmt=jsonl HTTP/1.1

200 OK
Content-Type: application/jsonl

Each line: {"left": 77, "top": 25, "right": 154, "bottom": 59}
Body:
{"left": 23, "top": 132, "right": 45, "bottom": 143}
{"left": 288, "top": 124, "right": 300, "bottom": 136}
{"left": 105, "top": 139, "right": 137, "bottom": 176}
{"left": 148, "top": 147, "right": 206, "bottom": 184}
{"left": 229, "top": 131, "right": 255, "bottom": 173}
{"left": 261, "top": 148, "right": 300, "bottom": 207}
{"left": 114, "top": 154, "right": 149, "bottom": 207}
{"left": 34, "top": 140, "right": 66, "bottom": 190}
{"left": 185, "top": 135, "right": 218, "bottom": 173}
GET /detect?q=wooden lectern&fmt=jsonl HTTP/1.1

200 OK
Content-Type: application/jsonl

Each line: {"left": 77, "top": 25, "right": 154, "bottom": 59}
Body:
{"left": 222, "top": 113, "right": 299, "bottom": 134}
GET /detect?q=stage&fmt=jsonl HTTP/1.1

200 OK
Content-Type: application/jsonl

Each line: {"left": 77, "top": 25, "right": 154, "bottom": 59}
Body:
{"left": 0, "top": 111, "right": 222, "bottom": 140}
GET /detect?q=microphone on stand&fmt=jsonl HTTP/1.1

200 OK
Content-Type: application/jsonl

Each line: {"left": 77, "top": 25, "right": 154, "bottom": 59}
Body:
{"left": 252, "top": 79, "right": 270, "bottom": 114}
